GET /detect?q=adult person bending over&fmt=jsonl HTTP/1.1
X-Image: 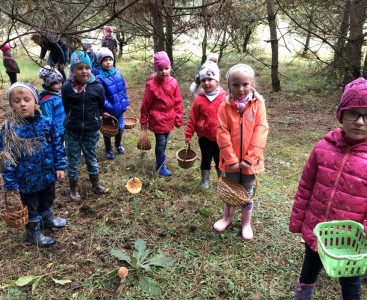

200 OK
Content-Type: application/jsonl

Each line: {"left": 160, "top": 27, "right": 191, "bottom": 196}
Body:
{"left": 31, "top": 33, "right": 69, "bottom": 81}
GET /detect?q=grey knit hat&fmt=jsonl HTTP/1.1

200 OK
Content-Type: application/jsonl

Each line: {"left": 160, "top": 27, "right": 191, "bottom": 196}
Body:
{"left": 7, "top": 82, "right": 39, "bottom": 104}
{"left": 96, "top": 47, "right": 114, "bottom": 65}
{"left": 39, "top": 65, "right": 63, "bottom": 87}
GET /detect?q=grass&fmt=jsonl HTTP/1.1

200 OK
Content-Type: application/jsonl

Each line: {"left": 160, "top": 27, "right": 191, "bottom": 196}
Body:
{"left": 0, "top": 53, "right": 365, "bottom": 299}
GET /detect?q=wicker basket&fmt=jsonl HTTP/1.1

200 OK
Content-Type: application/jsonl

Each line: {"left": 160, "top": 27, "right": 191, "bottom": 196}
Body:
{"left": 176, "top": 144, "right": 197, "bottom": 169}
{"left": 101, "top": 116, "right": 119, "bottom": 137}
{"left": 137, "top": 129, "right": 151, "bottom": 151}
{"left": 217, "top": 174, "right": 257, "bottom": 207}
{"left": 124, "top": 109, "right": 138, "bottom": 129}
{"left": 1, "top": 192, "right": 28, "bottom": 228}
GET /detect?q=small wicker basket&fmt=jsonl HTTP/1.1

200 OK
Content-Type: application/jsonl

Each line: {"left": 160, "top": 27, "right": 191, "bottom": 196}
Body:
{"left": 100, "top": 116, "right": 119, "bottom": 137}
{"left": 124, "top": 108, "right": 138, "bottom": 129}
{"left": 176, "top": 144, "right": 197, "bottom": 169}
{"left": 217, "top": 173, "right": 257, "bottom": 207}
{"left": 1, "top": 192, "right": 28, "bottom": 228}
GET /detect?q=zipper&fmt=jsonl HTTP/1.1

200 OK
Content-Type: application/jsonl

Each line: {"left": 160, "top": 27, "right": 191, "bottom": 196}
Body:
{"left": 82, "top": 87, "right": 86, "bottom": 134}
{"left": 31, "top": 119, "right": 44, "bottom": 185}
{"left": 325, "top": 148, "right": 350, "bottom": 219}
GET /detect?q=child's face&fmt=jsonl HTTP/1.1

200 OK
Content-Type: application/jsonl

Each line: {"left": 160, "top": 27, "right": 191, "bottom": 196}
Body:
{"left": 73, "top": 63, "right": 91, "bottom": 83}
{"left": 155, "top": 65, "right": 171, "bottom": 80}
{"left": 101, "top": 57, "right": 113, "bottom": 70}
{"left": 104, "top": 30, "right": 112, "bottom": 37}
{"left": 342, "top": 108, "right": 367, "bottom": 140}
{"left": 49, "top": 81, "right": 62, "bottom": 92}
{"left": 9, "top": 88, "right": 36, "bottom": 118}
{"left": 200, "top": 78, "right": 218, "bottom": 92}
{"left": 208, "top": 58, "right": 218, "bottom": 64}
{"left": 229, "top": 71, "right": 254, "bottom": 99}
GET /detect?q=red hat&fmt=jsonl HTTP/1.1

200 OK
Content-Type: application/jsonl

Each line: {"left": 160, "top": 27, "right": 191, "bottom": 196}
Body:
{"left": 104, "top": 26, "right": 113, "bottom": 33}
{"left": 336, "top": 77, "right": 367, "bottom": 122}
{"left": 1, "top": 43, "right": 11, "bottom": 53}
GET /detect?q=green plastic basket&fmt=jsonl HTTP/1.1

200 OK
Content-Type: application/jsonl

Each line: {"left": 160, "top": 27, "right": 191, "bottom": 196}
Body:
{"left": 313, "top": 220, "right": 367, "bottom": 278}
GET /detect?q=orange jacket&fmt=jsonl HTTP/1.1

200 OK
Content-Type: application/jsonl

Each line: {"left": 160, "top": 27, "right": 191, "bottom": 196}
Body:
{"left": 217, "top": 92, "right": 269, "bottom": 174}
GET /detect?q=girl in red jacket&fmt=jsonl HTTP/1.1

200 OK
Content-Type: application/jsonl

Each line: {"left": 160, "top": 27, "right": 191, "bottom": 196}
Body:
{"left": 140, "top": 51, "right": 183, "bottom": 176}
{"left": 213, "top": 64, "right": 268, "bottom": 240}
{"left": 289, "top": 77, "right": 367, "bottom": 300}
{"left": 185, "top": 61, "right": 226, "bottom": 189}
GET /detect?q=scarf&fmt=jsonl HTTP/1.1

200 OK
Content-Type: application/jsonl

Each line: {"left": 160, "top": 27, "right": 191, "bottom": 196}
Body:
{"left": 233, "top": 92, "right": 253, "bottom": 114}
{"left": 71, "top": 74, "right": 95, "bottom": 93}
{"left": 204, "top": 88, "right": 220, "bottom": 102}
{"left": 98, "top": 67, "right": 116, "bottom": 78}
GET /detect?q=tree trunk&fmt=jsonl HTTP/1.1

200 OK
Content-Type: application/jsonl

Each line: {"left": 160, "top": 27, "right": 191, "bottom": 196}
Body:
{"left": 343, "top": 0, "right": 367, "bottom": 84}
{"left": 266, "top": 0, "right": 281, "bottom": 92}
{"left": 242, "top": 27, "right": 253, "bottom": 53}
{"left": 301, "top": 19, "right": 313, "bottom": 57}
{"left": 165, "top": 0, "right": 174, "bottom": 66}
{"left": 363, "top": 51, "right": 367, "bottom": 78}
{"left": 152, "top": 0, "right": 165, "bottom": 52}
{"left": 201, "top": 21, "right": 208, "bottom": 65}
{"left": 332, "top": 0, "right": 351, "bottom": 72}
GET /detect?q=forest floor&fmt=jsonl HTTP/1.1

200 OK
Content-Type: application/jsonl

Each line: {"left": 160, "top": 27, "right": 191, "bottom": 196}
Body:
{"left": 0, "top": 57, "right": 364, "bottom": 300}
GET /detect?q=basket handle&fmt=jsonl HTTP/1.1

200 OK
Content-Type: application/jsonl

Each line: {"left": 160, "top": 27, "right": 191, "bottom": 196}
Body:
{"left": 4, "top": 191, "right": 23, "bottom": 210}
{"left": 183, "top": 144, "right": 191, "bottom": 162}
{"left": 103, "top": 115, "right": 119, "bottom": 125}
{"left": 127, "top": 108, "right": 137, "bottom": 119}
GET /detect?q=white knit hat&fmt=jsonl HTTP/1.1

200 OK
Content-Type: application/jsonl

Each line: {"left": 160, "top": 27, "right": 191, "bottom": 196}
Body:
{"left": 96, "top": 47, "right": 114, "bottom": 65}
{"left": 7, "top": 82, "right": 39, "bottom": 104}
{"left": 199, "top": 61, "right": 220, "bottom": 82}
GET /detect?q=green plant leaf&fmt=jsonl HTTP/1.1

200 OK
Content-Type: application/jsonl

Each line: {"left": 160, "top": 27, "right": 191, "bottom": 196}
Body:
{"left": 106, "top": 268, "right": 119, "bottom": 277}
{"left": 131, "top": 255, "right": 139, "bottom": 269}
{"left": 31, "top": 277, "right": 42, "bottom": 294}
{"left": 138, "top": 274, "right": 161, "bottom": 297}
{"left": 15, "top": 275, "right": 39, "bottom": 287}
{"left": 134, "top": 239, "right": 150, "bottom": 262}
{"left": 0, "top": 280, "right": 17, "bottom": 289}
{"left": 148, "top": 253, "right": 175, "bottom": 268}
{"left": 139, "top": 263, "right": 151, "bottom": 272}
{"left": 110, "top": 249, "right": 132, "bottom": 265}
{"left": 52, "top": 278, "right": 72, "bottom": 285}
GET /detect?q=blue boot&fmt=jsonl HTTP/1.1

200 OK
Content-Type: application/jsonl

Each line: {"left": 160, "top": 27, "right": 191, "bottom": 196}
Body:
{"left": 156, "top": 155, "right": 172, "bottom": 176}
{"left": 40, "top": 208, "right": 67, "bottom": 229}
{"left": 25, "top": 216, "right": 56, "bottom": 248}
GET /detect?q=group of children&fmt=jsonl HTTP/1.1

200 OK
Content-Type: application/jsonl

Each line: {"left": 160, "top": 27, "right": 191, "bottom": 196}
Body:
{"left": 1, "top": 33, "right": 367, "bottom": 299}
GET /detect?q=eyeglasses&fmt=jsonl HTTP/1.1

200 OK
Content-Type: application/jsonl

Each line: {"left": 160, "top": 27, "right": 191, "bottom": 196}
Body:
{"left": 343, "top": 110, "right": 367, "bottom": 123}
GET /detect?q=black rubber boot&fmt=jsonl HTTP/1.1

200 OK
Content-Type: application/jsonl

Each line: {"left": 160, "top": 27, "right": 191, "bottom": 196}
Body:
{"left": 25, "top": 217, "right": 56, "bottom": 248}
{"left": 40, "top": 208, "right": 68, "bottom": 229}
{"left": 69, "top": 178, "right": 81, "bottom": 201}
{"left": 89, "top": 174, "right": 110, "bottom": 194}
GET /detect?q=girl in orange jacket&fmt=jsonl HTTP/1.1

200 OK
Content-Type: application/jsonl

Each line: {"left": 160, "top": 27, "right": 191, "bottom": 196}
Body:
{"left": 213, "top": 64, "right": 269, "bottom": 240}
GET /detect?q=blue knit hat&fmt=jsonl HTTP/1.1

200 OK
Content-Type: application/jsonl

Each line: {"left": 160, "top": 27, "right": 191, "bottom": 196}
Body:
{"left": 70, "top": 50, "right": 92, "bottom": 70}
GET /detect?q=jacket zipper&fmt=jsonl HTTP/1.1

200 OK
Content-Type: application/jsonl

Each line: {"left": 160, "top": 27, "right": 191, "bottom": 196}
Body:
{"left": 31, "top": 120, "right": 44, "bottom": 185}
{"left": 82, "top": 87, "right": 86, "bottom": 134}
{"left": 325, "top": 148, "right": 350, "bottom": 219}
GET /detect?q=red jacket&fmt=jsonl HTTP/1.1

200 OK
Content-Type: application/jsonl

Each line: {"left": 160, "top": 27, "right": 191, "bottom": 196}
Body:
{"left": 217, "top": 93, "right": 268, "bottom": 174}
{"left": 289, "top": 128, "right": 367, "bottom": 251}
{"left": 140, "top": 75, "right": 183, "bottom": 133}
{"left": 185, "top": 89, "right": 227, "bottom": 142}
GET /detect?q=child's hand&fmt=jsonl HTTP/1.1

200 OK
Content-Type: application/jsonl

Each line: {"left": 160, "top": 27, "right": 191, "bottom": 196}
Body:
{"left": 226, "top": 162, "right": 239, "bottom": 170}
{"left": 240, "top": 160, "right": 251, "bottom": 170}
{"left": 102, "top": 112, "right": 111, "bottom": 118}
{"left": 56, "top": 170, "right": 65, "bottom": 180}
{"left": 141, "top": 124, "right": 147, "bottom": 131}
{"left": 185, "top": 140, "right": 190, "bottom": 145}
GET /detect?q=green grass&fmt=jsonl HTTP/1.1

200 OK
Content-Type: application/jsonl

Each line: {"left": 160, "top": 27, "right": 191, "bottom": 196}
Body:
{"left": 0, "top": 54, "right": 364, "bottom": 299}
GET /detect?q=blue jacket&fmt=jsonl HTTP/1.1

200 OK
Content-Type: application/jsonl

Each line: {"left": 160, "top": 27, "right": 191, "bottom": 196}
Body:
{"left": 39, "top": 90, "right": 66, "bottom": 136}
{"left": 97, "top": 68, "right": 129, "bottom": 117}
{"left": 0, "top": 112, "right": 67, "bottom": 194}
{"left": 62, "top": 79, "right": 105, "bottom": 132}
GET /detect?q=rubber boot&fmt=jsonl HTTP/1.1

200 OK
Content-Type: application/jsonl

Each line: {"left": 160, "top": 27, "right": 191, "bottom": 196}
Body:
{"left": 69, "top": 178, "right": 81, "bottom": 201}
{"left": 40, "top": 208, "right": 67, "bottom": 229}
{"left": 89, "top": 174, "right": 110, "bottom": 194}
{"left": 104, "top": 136, "right": 115, "bottom": 160}
{"left": 213, "top": 204, "right": 236, "bottom": 232}
{"left": 115, "top": 130, "right": 125, "bottom": 154}
{"left": 241, "top": 208, "right": 253, "bottom": 240}
{"left": 294, "top": 278, "right": 316, "bottom": 300}
{"left": 156, "top": 155, "right": 172, "bottom": 176}
{"left": 200, "top": 170, "right": 210, "bottom": 189}
{"left": 25, "top": 216, "right": 56, "bottom": 248}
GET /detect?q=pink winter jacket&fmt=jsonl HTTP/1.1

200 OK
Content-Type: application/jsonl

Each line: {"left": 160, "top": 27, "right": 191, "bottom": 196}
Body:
{"left": 140, "top": 74, "right": 183, "bottom": 133}
{"left": 289, "top": 128, "right": 367, "bottom": 252}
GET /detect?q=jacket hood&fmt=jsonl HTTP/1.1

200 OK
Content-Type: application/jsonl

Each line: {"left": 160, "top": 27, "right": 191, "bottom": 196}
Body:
{"left": 324, "top": 127, "right": 367, "bottom": 151}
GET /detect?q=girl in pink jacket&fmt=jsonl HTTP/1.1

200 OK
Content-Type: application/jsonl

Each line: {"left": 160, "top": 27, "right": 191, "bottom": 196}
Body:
{"left": 289, "top": 77, "right": 367, "bottom": 300}
{"left": 213, "top": 64, "right": 269, "bottom": 241}
{"left": 140, "top": 51, "right": 183, "bottom": 176}
{"left": 185, "top": 61, "right": 226, "bottom": 189}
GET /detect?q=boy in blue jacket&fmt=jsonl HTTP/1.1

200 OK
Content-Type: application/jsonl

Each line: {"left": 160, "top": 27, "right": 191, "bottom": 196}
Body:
{"left": 0, "top": 82, "right": 67, "bottom": 247}
{"left": 96, "top": 47, "right": 129, "bottom": 160}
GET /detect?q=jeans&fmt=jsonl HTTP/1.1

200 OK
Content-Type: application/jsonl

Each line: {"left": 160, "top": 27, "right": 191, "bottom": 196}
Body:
{"left": 198, "top": 136, "right": 219, "bottom": 170}
{"left": 154, "top": 132, "right": 169, "bottom": 160}
{"left": 20, "top": 185, "right": 55, "bottom": 219}
{"left": 64, "top": 130, "right": 99, "bottom": 180}
{"left": 300, "top": 244, "right": 361, "bottom": 299}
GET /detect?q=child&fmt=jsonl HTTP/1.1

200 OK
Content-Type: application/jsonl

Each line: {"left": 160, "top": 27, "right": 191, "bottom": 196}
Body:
{"left": 0, "top": 82, "right": 67, "bottom": 247}
{"left": 96, "top": 47, "right": 129, "bottom": 160}
{"left": 62, "top": 50, "right": 109, "bottom": 200}
{"left": 289, "top": 77, "right": 367, "bottom": 299}
{"left": 1, "top": 43, "right": 20, "bottom": 84}
{"left": 185, "top": 61, "right": 226, "bottom": 189}
{"left": 38, "top": 65, "right": 66, "bottom": 142}
{"left": 101, "top": 26, "right": 118, "bottom": 67}
{"left": 213, "top": 64, "right": 268, "bottom": 240}
{"left": 82, "top": 39, "right": 99, "bottom": 76}
{"left": 189, "top": 52, "right": 219, "bottom": 97}
{"left": 140, "top": 51, "right": 183, "bottom": 176}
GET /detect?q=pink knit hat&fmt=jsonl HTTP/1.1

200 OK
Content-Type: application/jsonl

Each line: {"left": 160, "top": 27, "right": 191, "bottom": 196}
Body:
{"left": 336, "top": 77, "right": 367, "bottom": 121}
{"left": 1, "top": 43, "right": 11, "bottom": 53}
{"left": 153, "top": 51, "right": 171, "bottom": 70}
{"left": 104, "top": 26, "right": 113, "bottom": 33}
